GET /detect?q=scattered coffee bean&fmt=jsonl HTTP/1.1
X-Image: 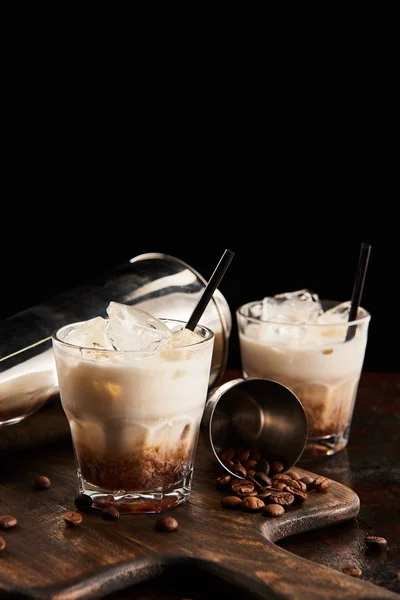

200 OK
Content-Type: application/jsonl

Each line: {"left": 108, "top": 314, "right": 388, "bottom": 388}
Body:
{"left": 270, "top": 460, "right": 285, "bottom": 474}
{"left": 364, "top": 535, "right": 388, "bottom": 550}
{"left": 238, "top": 490, "right": 258, "bottom": 499}
{"left": 230, "top": 479, "right": 246, "bottom": 494}
{"left": 220, "top": 448, "right": 235, "bottom": 463}
{"left": 265, "top": 491, "right": 295, "bottom": 507}
{"left": 231, "top": 480, "right": 255, "bottom": 496}
{"left": 272, "top": 473, "right": 292, "bottom": 483}
{"left": 312, "top": 476, "right": 331, "bottom": 492}
{"left": 102, "top": 506, "right": 120, "bottom": 521}
{"left": 264, "top": 504, "right": 285, "bottom": 517}
{"left": 286, "top": 480, "right": 307, "bottom": 493}
{"left": 63, "top": 511, "right": 83, "bottom": 527}
{"left": 218, "top": 446, "right": 334, "bottom": 520}
{"left": 221, "top": 496, "right": 242, "bottom": 509}
{"left": 33, "top": 475, "right": 51, "bottom": 489}
{"left": 0, "top": 537, "right": 6, "bottom": 551}
{"left": 216, "top": 474, "right": 232, "bottom": 489}
{"left": 257, "top": 490, "right": 273, "bottom": 501}
{"left": 343, "top": 566, "right": 362, "bottom": 578}
{"left": 274, "top": 482, "right": 288, "bottom": 491}
{"left": 300, "top": 475, "right": 315, "bottom": 487}
{"left": 245, "top": 474, "right": 263, "bottom": 490}
{"left": 238, "top": 449, "right": 250, "bottom": 463}
{"left": 255, "top": 460, "right": 270, "bottom": 475}
{"left": 285, "top": 471, "right": 301, "bottom": 480}
{"left": 155, "top": 517, "right": 178, "bottom": 532}
{"left": 254, "top": 472, "right": 272, "bottom": 486}
{"left": 0, "top": 515, "right": 17, "bottom": 529}
{"left": 241, "top": 497, "right": 265, "bottom": 512}
{"left": 289, "top": 490, "right": 308, "bottom": 503}
{"left": 230, "top": 464, "right": 247, "bottom": 478}
{"left": 74, "top": 493, "right": 93, "bottom": 511}
{"left": 244, "top": 459, "right": 258, "bottom": 470}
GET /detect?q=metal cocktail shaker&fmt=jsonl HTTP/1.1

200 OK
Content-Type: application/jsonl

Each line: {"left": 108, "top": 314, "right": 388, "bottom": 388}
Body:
{"left": 0, "top": 253, "right": 232, "bottom": 428}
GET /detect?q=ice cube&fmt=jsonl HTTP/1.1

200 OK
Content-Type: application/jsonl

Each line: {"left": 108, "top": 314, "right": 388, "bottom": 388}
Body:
{"left": 260, "top": 323, "right": 306, "bottom": 345}
{"left": 317, "top": 301, "right": 351, "bottom": 324}
{"left": 163, "top": 327, "right": 203, "bottom": 348}
{"left": 106, "top": 302, "right": 172, "bottom": 351}
{"left": 64, "top": 317, "right": 114, "bottom": 349}
{"left": 262, "top": 289, "right": 323, "bottom": 324}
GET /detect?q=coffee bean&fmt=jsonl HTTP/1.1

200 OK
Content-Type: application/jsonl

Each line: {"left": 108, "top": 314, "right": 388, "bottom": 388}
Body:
{"left": 63, "top": 511, "right": 83, "bottom": 526}
{"left": 230, "top": 464, "right": 247, "bottom": 478}
{"left": 343, "top": 566, "right": 362, "bottom": 578}
{"left": 250, "top": 448, "right": 261, "bottom": 462}
{"left": 238, "top": 449, "right": 251, "bottom": 463}
{"left": 247, "top": 469, "right": 256, "bottom": 477}
{"left": 221, "top": 496, "right": 242, "bottom": 509}
{"left": 272, "top": 473, "right": 292, "bottom": 483}
{"left": 245, "top": 474, "right": 263, "bottom": 489}
{"left": 254, "top": 472, "right": 272, "bottom": 486}
{"left": 255, "top": 460, "right": 270, "bottom": 475}
{"left": 238, "top": 490, "right": 258, "bottom": 499}
{"left": 257, "top": 490, "right": 273, "bottom": 501}
{"left": 33, "top": 475, "right": 51, "bottom": 489}
{"left": 0, "top": 536, "right": 5, "bottom": 551}
{"left": 297, "top": 481, "right": 307, "bottom": 493}
{"left": 216, "top": 475, "right": 232, "bottom": 489}
{"left": 265, "top": 491, "right": 295, "bottom": 507}
{"left": 289, "top": 490, "right": 308, "bottom": 503}
{"left": 102, "top": 506, "right": 120, "bottom": 521}
{"left": 263, "top": 504, "right": 285, "bottom": 517}
{"left": 0, "top": 515, "right": 17, "bottom": 529}
{"left": 286, "top": 480, "right": 307, "bottom": 493}
{"left": 74, "top": 493, "right": 93, "bottom": 511}
{"left": 285, "top": 471, "right": 301, "bottom": 481}
{"left": 274, "top": 482, "right": 289, "bottom": 491}
{"left": 312, "top": 476, "right": 331, "bottom": 492}
{"left": 220, "top": 448, "right": 235, "bottom": 463}
{"left": 364, "top": 535, "right": 388, "bottom": 550}
{"left": 243, "top": 459, "right": 258, "bottom": 470}
{"left": 231, "top": 480, "right": 255, "bottom": 495}
{"left": 155, "top": 517, "right": 178, "bottom": 532}
{"left": 270, "top": 460, "right": 285, "bottom": 474}
{"left": 300, "top": 475, "right": 315, "bottom": 487}
{"left": 241, "top": 497, "right": 265, "bottom": 512}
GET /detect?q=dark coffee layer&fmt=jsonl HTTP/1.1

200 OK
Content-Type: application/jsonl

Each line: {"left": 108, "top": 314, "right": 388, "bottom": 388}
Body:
{"left": 76, "top": 444, "right": 194, "bottom": 491}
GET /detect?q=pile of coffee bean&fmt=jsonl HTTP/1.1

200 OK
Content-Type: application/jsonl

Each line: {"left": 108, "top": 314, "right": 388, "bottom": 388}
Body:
{"left": 217, "top": 446, "right": 331, "bottom": 517}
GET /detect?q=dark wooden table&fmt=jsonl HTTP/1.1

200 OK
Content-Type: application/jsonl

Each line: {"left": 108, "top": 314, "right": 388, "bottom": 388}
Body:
{"left": 281, "top": 371, "right": 400, "bottom": 596}
{"left": 0, "top": 371, "right": 399, "bottom": 598}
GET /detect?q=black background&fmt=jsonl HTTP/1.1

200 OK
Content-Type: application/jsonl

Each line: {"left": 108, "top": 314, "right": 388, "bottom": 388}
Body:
{"left": 2, "top": 97, "right": 399, "bottom": 371}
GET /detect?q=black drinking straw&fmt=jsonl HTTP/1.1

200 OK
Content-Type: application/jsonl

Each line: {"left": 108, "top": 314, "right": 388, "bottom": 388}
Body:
{"left": 186, "top": 249, "right": 235, "bottom": 331}
{"left": 346, "top": 242, "right": 371, "bottom": 341}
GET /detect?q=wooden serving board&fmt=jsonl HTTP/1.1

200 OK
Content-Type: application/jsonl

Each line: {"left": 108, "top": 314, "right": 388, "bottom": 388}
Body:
{"left": 0, "top": 431, "right": 398, "bottom": 600}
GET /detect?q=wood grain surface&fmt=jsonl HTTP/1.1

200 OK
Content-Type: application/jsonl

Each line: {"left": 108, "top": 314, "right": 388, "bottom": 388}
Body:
{"left": 1, "top": 421, "right": 398, "bottom": 600}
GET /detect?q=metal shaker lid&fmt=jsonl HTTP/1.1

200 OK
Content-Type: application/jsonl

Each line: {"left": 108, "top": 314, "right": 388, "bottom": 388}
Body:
{"left": 203, "top": 377, "right": 308, "bottom": 475}
{"left": 123, "top": 253, "right": 232, "bottom": 389}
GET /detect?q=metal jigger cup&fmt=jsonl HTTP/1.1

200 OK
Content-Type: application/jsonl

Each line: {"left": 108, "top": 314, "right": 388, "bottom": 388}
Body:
{"left": 203, "top": 377, "right": 308, "bottom": 477}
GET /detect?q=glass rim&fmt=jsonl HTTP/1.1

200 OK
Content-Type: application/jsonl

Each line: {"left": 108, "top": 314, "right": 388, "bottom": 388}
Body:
{"left": 236, "top": 299, "right": 371, "bottom": 328}
{"left": 52, "top": 318, "right": 215, "bottom": 353}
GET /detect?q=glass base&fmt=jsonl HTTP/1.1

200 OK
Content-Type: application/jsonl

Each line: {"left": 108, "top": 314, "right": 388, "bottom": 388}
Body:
{"left": 78, "top": 470, "right": 192, "bottom": 514}
{"left": 301, "top": 427, "right": 350, "bottom": 459}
